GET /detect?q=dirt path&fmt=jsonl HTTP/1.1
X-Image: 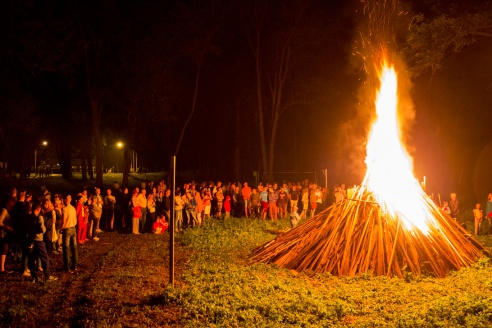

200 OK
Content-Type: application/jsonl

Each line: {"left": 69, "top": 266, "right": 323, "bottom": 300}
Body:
{"left": 0, "top": 230, "right": 187, "bottom": 327}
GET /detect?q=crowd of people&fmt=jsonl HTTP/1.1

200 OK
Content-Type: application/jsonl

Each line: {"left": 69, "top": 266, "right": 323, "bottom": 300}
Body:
{"left": 1, "top": 177, "right": 490, "bottom": 282}
{"left": 0, "top": 178, "right": 338, "bottom": 281}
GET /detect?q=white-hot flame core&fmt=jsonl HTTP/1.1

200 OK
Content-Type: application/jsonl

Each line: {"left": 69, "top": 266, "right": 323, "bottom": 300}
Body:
{"left": 363, "top": 65, "right": 432, "bottom": 234}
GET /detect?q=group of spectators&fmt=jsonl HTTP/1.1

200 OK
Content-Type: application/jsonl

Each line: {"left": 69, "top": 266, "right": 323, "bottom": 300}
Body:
{"left": 3, "top": 176, "right": 492, "bottom": 287}
{"left": 0, "top": 178, "right": 346, "bottom": 281}
{"left": 168, "top": 180, "right": 342, "bottom": 232}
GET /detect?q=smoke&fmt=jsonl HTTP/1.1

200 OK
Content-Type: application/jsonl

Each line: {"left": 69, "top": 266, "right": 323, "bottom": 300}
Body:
{"left": 335, "top": 0, "right": 416, "bottom": 183}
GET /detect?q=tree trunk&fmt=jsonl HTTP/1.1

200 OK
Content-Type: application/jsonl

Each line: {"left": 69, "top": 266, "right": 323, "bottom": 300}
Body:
{"left": 254, "top": 34, "right": 269, "bottom": 181}
{"left": 175, "top": 60, "right": 202, "bottom": 156}
{"left": 60, "top": 141, "right": 72, "bottom": 180}
{"left": 234, "top": 100, "right": 240, "bottom": 181}
{"left": 90, "top": 96, "right": 104, "bottom": 187}
{"left": 81, "top": 147, "right": 88, "bottom": 181}
{"left": 88, "top": 155, "right": 94, "bottom": 180}
{"left": 122, "top": 147, "right": 132, "bottom": 188}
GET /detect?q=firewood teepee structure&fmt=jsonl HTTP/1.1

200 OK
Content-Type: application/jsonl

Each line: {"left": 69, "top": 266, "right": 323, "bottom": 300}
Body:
{"left": 251, "top": 186, "right": 488, "bottom": 278}
{"left": 251, "top": 61, "right": 489, "bottom": 278}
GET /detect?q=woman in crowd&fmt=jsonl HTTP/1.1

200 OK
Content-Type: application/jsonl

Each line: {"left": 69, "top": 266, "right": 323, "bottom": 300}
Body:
{"left": 174, "top": 190, "right": 184, "bottom": 233}
{"left": 131, "top": 189, "right": 141, "bottom": 234}
{"left": 147, "top": 193, "right": 156, "bottom": 225}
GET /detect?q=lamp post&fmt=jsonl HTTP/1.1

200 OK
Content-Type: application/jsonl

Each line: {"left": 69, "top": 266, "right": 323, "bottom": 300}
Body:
{"left": 34, "top": 140, "right": 48, "bottom": 177}
{"left": 116, "top": 142, "right": 123, "bottom": 173}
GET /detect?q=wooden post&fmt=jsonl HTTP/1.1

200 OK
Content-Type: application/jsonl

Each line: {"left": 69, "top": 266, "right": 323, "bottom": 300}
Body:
{"left": 169, "top": 155, "right": 176, "bottom": 287}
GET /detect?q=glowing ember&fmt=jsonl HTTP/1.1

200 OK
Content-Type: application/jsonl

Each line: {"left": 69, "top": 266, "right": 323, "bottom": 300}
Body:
{"left": 361, "top": 62, "right": 432, "bottom": 234}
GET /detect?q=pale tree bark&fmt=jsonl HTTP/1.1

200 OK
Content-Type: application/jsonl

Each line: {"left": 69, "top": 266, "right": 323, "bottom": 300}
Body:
{"left": 175, "top": 59, "right": 202, "bottom": 156}
{"left": 243, "top": 1, "right": 301, "bottom": 180}
{"left": 247, "top": 6, "right": 269, "bottom": 179}
{"left": 90, "top": 96, "right": 104, "bottom": 186}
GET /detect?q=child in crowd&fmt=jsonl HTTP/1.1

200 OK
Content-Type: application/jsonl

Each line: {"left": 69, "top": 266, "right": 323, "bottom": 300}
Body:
{"left": 152, "top": 214, "right": 169, "bottom": 234}
{"left": 473, "top": 203, "right": 483, "bottom": 235}
{"left": 224, "top": 196, "right": 231, "bottom": 219}
{"left": 441, "top": 201, "right": 451, "bottom": 216}
{"left": 290, "top": 206, "right": 301, "bottom": 229}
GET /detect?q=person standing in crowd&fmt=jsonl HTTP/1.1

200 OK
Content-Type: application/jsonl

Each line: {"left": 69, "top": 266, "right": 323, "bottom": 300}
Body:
{"left": 28, "top": 204, "right": 57, "bottom": 282}
{"left": 260, "top": 186, "right": 269, "bottom": 220}
{"left": 61, "top": 195, "right": 78, "bottom": 273}
{"left": 268, "top": 187, "right": 278, "bottom": 221}
{"left": 138, "top": 189, "right": 148, "bottom": 233}
{"left": 103, "top": 188, "right": 116, "bottom": 231}
{"left": 163, "top": 189, "right": 171, "bottom": 222}
{"left": 194, "top": 186, "right": 203, "bottom": 225}
{"left": 155, "top": 190, "right": 164, "bottom": 218}
{"left": 486, "top": 193, "right": 492, "bottom": 235}
{"left": 300, "top": 188, "right": 309, "bottom": 219}
{"left": 42, "top": 199, "right": 58, "bottom": 255}
{"left": 12, "top": 190, "right": 31, "bottom": 277}
{"left": 174, "top": 190, "right": 184, "bottom": 233}
{"left": 215, "top": 187, "right": 224, "bottom": 218}
{"left": 250, "top": 188, "right": 260, "bottom": 218}
{"left": 289, "top": 186, "right": 299, "bottom": 214}
{"left": 89, "top": 193, "right": 102, "bottom": 241}
{"left": 0, "top": 203, "right": 14, "bottom": 274}
{"left": 185, "top": 191, "right": 197, "bottom": 227}
{"left": 202, "top": 189, "right": 212, "bottom": 221}
{"left": 147, "top": 193, "right": 156, "bottom": 225}
{"left": 241, "top": 182, "right": 252, "bottom": 218}
{"left": 449, "top": 192, "right": 459, "bottom": 221}
{"left": 121, "top": 188, "right": 131, "bottom": 229}
{"left": 473, "top": 203, "right": 483, "bottom": 235}
{"left": 76, "top": 195, "right": 87, "bottom": 244}
{"left": 277, "top": 188, "right": 288, "bottom": 219}
{"left": 224, "top": 195, "right": 231, "bottom": 219}
{"left": 93, "top": 188, "right": 103, "bottom": 232}
{"left": 340, "top": 184, "right": 347, "bottom": 200}
{"left": 315, "top": 186, "right": 323, "bottom": 212}
{"left": 309, "top": 187, "right": 317, "bottom": 218}
{"left": 333, "top": 185, "right": 344, "bottom": 204}
{"left": 131, "top": 189, "right": 141, "bottom": 234}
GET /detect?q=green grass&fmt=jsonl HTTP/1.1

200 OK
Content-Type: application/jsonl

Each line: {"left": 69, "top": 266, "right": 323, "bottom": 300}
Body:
{"left": 2, "top": 174, "right": 492, "bottom": 327}
{"left": 167, "top": 217, "right": 492, "bottom": 327}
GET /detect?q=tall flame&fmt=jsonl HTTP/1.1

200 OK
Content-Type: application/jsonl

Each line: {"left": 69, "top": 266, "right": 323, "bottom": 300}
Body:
{"left": 362, "top": 62, "right": 433, "bottom": 234}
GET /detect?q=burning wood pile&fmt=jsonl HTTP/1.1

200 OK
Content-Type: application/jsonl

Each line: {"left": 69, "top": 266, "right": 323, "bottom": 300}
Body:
{"left": 251, "top": 188, "right": 487, "bottom": 278}
{"left": 251, "top": 62, "right": 488, "bottom": 278}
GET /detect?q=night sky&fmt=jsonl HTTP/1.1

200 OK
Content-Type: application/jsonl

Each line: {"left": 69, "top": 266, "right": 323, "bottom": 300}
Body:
{"left": 1, "top": 0, "right": 491, "bottom": 203}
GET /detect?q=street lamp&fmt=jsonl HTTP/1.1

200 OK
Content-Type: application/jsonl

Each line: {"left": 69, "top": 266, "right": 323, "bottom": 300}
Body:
{"left": 115, "top": 142, "right": 136, "bottom": 173}
{"left": 116, "top": 142, "right": 124, "bottom": 173}
{"left": 34, "top": 140, "right": 48, "bottom": 177}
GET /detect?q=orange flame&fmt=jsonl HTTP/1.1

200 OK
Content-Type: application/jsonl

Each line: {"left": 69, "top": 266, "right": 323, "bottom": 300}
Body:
{"left": 361, "top": 61, "right": 433, "bottom": 234}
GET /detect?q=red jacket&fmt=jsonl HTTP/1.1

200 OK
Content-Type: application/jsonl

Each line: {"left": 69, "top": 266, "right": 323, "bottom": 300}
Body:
{"left": 224, "top": 196, "right": 231, "bottom": 212}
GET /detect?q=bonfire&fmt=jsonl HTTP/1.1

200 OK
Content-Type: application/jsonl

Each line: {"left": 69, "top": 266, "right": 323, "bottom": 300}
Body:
{"left": 251, "top": 59, "right": 488, "bottom": 278}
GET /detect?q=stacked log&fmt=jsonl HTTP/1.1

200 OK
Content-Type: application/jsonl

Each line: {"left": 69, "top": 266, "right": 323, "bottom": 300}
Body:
{"left": 251, "top": 186, "right": 488, "bottom": 278}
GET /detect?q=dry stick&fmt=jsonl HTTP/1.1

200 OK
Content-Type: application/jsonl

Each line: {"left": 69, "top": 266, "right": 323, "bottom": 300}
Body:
{"left": 386, "top": 217, "right": 401, "bottom": 277}
{"left": 340, "top": 203, "right": 360, "bottom": 272}
{"left": 349, "top": 207, "right": 375, "bottom": 275}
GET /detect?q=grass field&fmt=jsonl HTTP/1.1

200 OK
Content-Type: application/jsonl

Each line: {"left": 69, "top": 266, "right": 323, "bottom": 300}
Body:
{"left": 1, "top": 175, "right": 492, "bottom": 327}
